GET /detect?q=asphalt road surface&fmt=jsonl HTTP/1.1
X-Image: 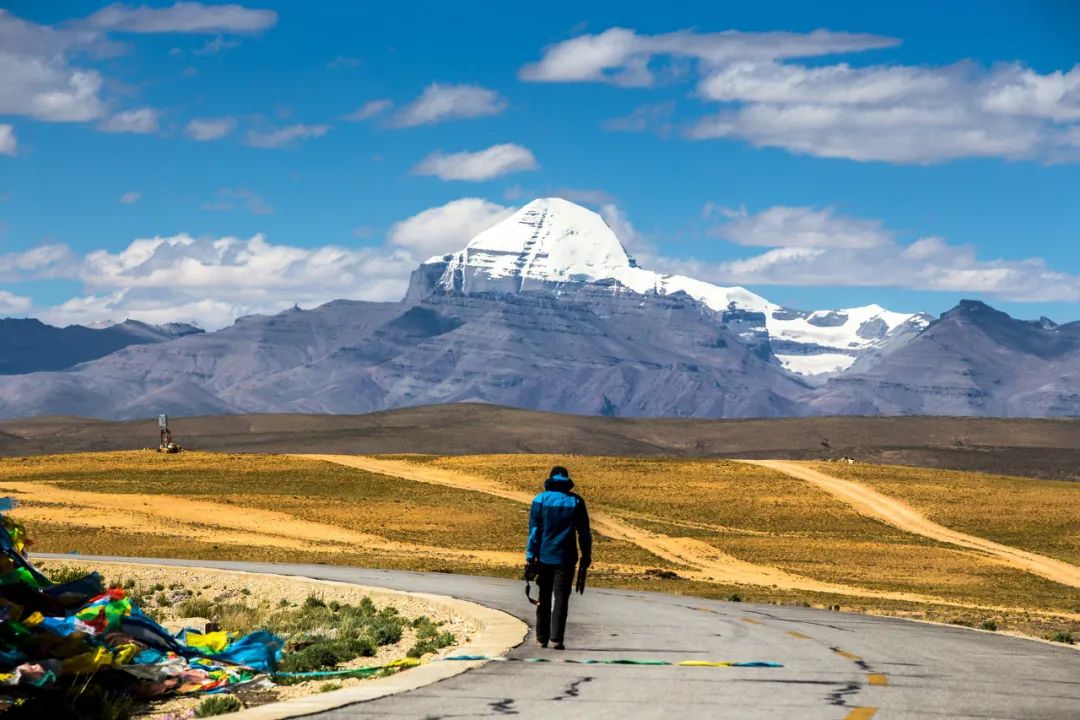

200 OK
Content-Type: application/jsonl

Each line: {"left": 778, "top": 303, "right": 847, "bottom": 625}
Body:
{"left": 51, "top": 556, "right": 1080, "bottom": 719}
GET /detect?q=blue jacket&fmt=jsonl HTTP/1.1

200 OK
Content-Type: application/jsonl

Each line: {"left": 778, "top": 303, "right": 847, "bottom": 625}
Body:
{"left": 526, "top": 477, "right": 592, "bottom": 566}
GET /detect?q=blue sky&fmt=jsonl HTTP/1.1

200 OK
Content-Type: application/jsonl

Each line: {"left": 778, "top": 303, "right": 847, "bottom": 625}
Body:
{"left": 1, "top": 0, "right": 1079, "bottom": 328}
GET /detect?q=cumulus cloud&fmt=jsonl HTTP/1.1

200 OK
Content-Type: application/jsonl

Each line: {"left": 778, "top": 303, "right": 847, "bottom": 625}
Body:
{"left": 0, "top": 125, "right": 16, "bottom": 156}
{"left": 244, "top": 123, "right": 330, "bottom": 148}
{"left": 99, "top": 107, "right": 160, "bottom": 133}
{"left": 388, "top": 198, "right": 514, "bottom": 258}
{"left": 344, "top": 99, "right": 392, "bottom": 122}
{"left": 680, "top": 205, "right": 1080, "bottom": 302}
{"left": 0, "top": 10, "right": 108, "bottom": 122}
{"left": 0, "top": 4, "right": 273, "bottom": 132}
{"left": 393, "top": 83, "right": 507, "bottom": 127}
{"left": 684, "top": 60, "right": 1080, "bottom": 163}
{"left": 412, "top": 143, "right": 538, "bottom": 181}
{"left": 0, "top": 244, "right": 76, "bottom": 280}
{"left": 37, "top": 233, "right": 416, "bottom": 329}
{"left": 525, "top": 25, "right": 1080, "bottom": 163}
{"left": 717, "top": 205, "right": 890, "bottom": 249}
{"left": 119, "top": 191, "right": 141, "bottom": 204}
{"left": 0, "top": 290, "right": 32, "bottom": 315}
{"left": 81, "top": 2, "right": 277, "bottom": 34}
{"left": 185, "top": 116, "right": 236, "bottom": 140}
{"left": 520, "top": 27, "right": 898, "bottom": 86}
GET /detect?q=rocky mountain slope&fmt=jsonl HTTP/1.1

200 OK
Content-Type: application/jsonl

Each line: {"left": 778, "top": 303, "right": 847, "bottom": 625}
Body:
{"left": 0, "top": 198, "right": 1073, "bottom": 420}
{"left": 0, "top": 318, "right": 203, "bottom": 375}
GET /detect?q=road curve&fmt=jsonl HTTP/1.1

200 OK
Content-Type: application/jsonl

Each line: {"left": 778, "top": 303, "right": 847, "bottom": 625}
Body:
{"left": 745, "top": 460, "right": 1080, "bottom": 590}
{"left": 46, "top": 555, "right": 1080, "bottom": 720}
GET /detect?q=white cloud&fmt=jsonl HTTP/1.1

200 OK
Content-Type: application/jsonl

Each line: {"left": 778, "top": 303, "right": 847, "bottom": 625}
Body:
{"left": 393, "top": 83, "right": 507, "bottom": 127}
{"left": 119, "top": 191, "right": 141, "bottom": 204}
{"left": 413, "top": 143, "right": 538, "bottom": 181}
{"left": 99, "top": 107, "right": 160, "bottom": 133}
{"left": 201, "top": 187, "right": 272, "bottom": 214}
{"left": 193, "top": 35, "right": 240, "bottom": 55}
{"left": 598, "top": 203, "right": 654, "bottom": 257}
{"left": 344, "top": 99, "right": 392, "bottom": 122}
{"left": 0, "top": 290, "right": 31, "bottom": 315}
{"left": 602, "top": 101, "right": 675, "bottom": 136}
{"left": 520, "top": 27, "right": 899, "bottom": 86}
{"left": 244, "top": 123, "right": 330, "bottom": 148}
{"left": 38, "top": 233, "right": 416, "bottom": 329}
{"left": 81, "top": 2, "right": 277, "bottom": 34}
{"left": 718, "top": 205, "right": 890, "bottom": 249}
{"left": 0, "top": 125, "right": 16, "bottom": 156}
{"left": 0, "top": 10, "right": 108, "bottom": 122}
{"left": 185, "top": 116, "right": 236, "bottom": 140}
{"left": 687, "top": 60, "right": 1080, "bottom": 163}
{"left": 527, "top": 25, "right": 1080, "bottom": 163}
{"left": 0, "top": 244, "right": 76, "bottom": 280}
{"left": 680, "top": 205, "right": 1080, "bottom": 302}
{"left": 388, "top": 198, "right": 513, "bottom": 258}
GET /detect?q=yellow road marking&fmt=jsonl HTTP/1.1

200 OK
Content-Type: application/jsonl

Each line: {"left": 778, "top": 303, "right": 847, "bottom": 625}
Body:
{"left": 742, "top": 618, "right": 761, "bottom": 625}
{"left": 787, "top": 630, "right": 811, "bottom": 639}
{"left": 845, "top": 709, "right": 878, "bottom": 720}
{"left": 833, "top": 648, "right": 862, "bottom": 660}
{"left": 867, "top": 673, "right": 889, "bottom": 686}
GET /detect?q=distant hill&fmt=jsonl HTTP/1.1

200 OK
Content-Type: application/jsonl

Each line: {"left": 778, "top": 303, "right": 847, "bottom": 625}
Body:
{"left": 0, "top": 318, "right": 203, "bottom": 375}
{"left": 2, "top": 405, "right": 1079, "bottom": 480}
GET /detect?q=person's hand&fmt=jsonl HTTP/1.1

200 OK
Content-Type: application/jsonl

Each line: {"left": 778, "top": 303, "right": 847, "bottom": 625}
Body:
{"left": 575, "top": 561, "right": 589, "bottom": 594}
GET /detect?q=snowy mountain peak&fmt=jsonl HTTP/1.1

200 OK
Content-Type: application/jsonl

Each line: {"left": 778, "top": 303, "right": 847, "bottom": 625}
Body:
{"left": 414, "top": 197, "right": 928, "bottom": 378}
{"left": 456, "top": 197, "right": 638, "bottom": 282}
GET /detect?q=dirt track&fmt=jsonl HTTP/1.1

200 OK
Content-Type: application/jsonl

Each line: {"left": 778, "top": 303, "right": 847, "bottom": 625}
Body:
{"left": 300, "top": 454, "right": 1080, "bottom": 612}
{"left": 744, "top": 460, "right": 1080, "bottom": 591}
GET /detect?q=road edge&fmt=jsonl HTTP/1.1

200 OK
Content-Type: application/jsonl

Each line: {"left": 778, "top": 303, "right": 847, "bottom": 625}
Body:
{"left": 36, "top": 558, "right": 529, "bottom": 720}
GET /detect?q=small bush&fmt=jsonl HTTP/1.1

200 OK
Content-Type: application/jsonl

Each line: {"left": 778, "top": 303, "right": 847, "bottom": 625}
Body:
{"left": 44, "top": 565, "right": 91, "bottom": 585}
{"left": 726, "top": 593, "right": 742, "bottom": 603}
{"left": 177, "top": 597, "right": 216, "bottom": 618}
{"left": 194, "top": 694, "right": 242, "bottom": 717}
{"left": 279, "top": 642, "right": 341, "bottom": 673}
{"left": 1048, "top": 631, "right": 1075, "bottom": 644}
{"left": 303, "top": 594, "right": 327, "bottom": 610}
{"left": 150, "top": 583, "right": 165, "bottom": 592}
{"left": 980, "top": 619, "right": 998, "bottom": 632}
{"left": 154, "top": 592, "right": 173, "bottom": 607}
{"left": 320, "top": 682, "right": 343, "bottom": 693}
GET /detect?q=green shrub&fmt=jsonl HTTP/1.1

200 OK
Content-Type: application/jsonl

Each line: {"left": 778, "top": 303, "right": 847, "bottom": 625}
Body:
{"left": 980, "top": 619, "right": 998, "bottom": 631}
{"left": 1048, "top": 631, "right": 1075, "bottom": 644}
{"left": 279, "top": 641, "right": 341, "bottom": 673}
{"left": 177, "top": 597, "right": 217, "bottom": 618}
{"left": 320, "top": 682, "right": 342, "bottom": 692}
{"left": 194, "top": 694, "right": 242, "bottom": 717}
{"left": 44, "top": 565, "right": 91, "bottom": 585}
{"left": 303, "top": 594, "right": 327, "bottom": 609}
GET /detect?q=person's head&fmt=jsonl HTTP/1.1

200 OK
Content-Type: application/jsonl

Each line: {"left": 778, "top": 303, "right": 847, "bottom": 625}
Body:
{"left": 545, "top": 465, "right": 573, "bottom": 490}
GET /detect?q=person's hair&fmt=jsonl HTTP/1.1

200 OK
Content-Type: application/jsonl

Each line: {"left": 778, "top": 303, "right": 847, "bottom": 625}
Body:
{"left": 548, "top": 466, "right": 570, "bottom": 480}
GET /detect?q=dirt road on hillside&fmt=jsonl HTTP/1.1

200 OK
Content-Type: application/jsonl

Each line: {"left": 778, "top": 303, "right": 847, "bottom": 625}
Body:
{"left": 745, "top": 460, "right": 1080, "bottom": 591}
{"left": 301, "top": 454, "right": 1025, "bottom": 607}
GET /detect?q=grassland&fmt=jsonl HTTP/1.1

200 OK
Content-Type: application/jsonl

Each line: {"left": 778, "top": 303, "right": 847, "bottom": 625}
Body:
{"left": 2, "top": 451, "right": 1079, "bottom": 643}
{"left": 811, "top": 461, "right": 1080, "bottom": 565}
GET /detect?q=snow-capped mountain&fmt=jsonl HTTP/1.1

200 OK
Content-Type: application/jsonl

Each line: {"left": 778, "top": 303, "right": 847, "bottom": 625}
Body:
{"left": 413, "top": 197, "right": 929, "bottom": 377}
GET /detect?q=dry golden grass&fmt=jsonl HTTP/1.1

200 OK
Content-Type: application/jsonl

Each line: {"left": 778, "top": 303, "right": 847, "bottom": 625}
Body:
{"left": 4, "top": 451, "right": 1080, "bottom": 641}
{"left": 811, "top": 462, "right": 1080, "bottom": 565}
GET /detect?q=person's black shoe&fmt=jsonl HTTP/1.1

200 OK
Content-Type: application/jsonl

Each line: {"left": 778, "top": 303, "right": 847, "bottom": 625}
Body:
{"left": 538, "top": 639, "right": 548, "bottom": 648}
{"left": 553, "top": 642, "right": 565, "bottom": 650}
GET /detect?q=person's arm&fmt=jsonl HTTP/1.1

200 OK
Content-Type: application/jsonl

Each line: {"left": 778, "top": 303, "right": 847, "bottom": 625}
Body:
{"left": 526, "top": 497, "right": 543, "bottom": 562}
{"left": 576, "top": 497, "right": 592, "bottom": 566}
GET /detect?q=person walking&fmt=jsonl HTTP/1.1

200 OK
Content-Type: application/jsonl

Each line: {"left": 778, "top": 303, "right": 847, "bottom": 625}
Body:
{"left": 525, "top": 465, "right": 592, "bottom": 649}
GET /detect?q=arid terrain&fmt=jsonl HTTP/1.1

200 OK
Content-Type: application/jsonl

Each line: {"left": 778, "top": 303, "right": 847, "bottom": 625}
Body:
{"left": 4, "top": 450, "right": 1079, "bottom": 645}
{"left": 3, "top": 405, "right": 1080, "bottom": 480}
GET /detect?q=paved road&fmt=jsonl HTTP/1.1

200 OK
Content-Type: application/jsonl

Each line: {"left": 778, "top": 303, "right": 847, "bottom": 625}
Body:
{"left": 50, "top": 556, "right": 1080, "bottom": 719}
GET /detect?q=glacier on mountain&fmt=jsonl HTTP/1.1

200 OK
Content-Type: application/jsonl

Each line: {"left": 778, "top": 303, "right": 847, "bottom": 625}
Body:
{"left": 416, "top": 197, "right": 929, "bottom": 377}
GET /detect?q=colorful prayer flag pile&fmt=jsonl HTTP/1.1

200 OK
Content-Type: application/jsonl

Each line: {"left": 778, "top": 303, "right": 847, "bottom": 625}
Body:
{"left": 0, "top": 501, "right": 283, "bottom": 707}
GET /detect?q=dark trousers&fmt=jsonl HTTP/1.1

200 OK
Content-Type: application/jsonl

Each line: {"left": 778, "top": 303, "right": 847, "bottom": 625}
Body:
{"left": 536, "top": 562, "right": 575, "bottom": 644}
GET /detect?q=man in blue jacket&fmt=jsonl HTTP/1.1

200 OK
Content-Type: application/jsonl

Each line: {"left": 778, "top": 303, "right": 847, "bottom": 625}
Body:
{"left": 526, "top": 465, "right": 592, "bottom": 649}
